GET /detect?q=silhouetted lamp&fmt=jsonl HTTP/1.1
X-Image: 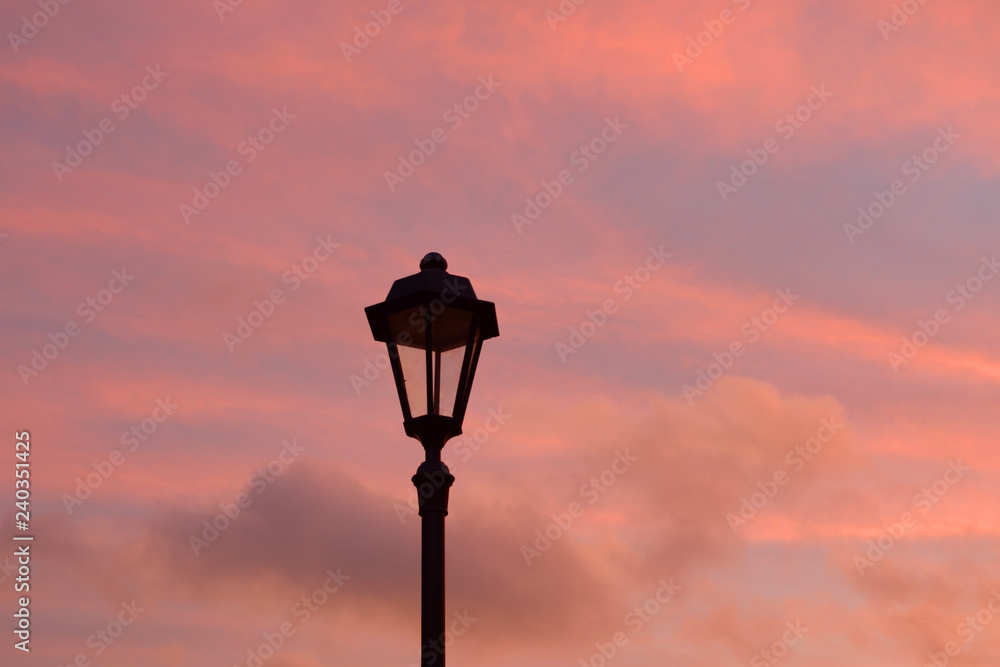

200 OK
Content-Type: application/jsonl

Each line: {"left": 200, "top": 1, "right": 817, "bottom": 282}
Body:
{"left": 365, "top": 252, "right": 498, "bottom": 667}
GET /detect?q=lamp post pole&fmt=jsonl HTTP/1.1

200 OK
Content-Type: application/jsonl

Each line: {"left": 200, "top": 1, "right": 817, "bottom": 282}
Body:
{"left": 412, "top": 439, "right": 454, "bottom": 667}
{"left": 365, "top": 252, "right": 499, "bottom": 667}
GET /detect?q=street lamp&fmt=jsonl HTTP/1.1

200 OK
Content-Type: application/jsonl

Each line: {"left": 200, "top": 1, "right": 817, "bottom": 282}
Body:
{"left": 365, "top": 252, "right": 499, "bottom": 667}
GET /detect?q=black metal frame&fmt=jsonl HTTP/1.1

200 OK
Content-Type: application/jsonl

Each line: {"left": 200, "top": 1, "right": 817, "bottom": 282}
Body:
{"left": 365, "top": 254, "right": 498, "bottom": 667}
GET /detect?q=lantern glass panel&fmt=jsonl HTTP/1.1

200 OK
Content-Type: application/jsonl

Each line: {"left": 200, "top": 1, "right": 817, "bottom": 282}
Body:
{"left": 396, "top": 344, "right": 427, "bottom": 418}
{"left": 389, "top": 305, "right": 475, "bottom": 419}
{"left": 437, "top": 345, "right": 465, "bottom": 417}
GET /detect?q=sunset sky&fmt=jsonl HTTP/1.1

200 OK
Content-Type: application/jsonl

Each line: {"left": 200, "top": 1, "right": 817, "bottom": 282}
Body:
{"left": 3, "top": 0, "right": 1000, "bottom": 665}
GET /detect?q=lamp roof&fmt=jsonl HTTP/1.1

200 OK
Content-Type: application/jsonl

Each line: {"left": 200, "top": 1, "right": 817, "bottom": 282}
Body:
{"left": 365, "top": 253, "right": 499, "bottom": 344}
